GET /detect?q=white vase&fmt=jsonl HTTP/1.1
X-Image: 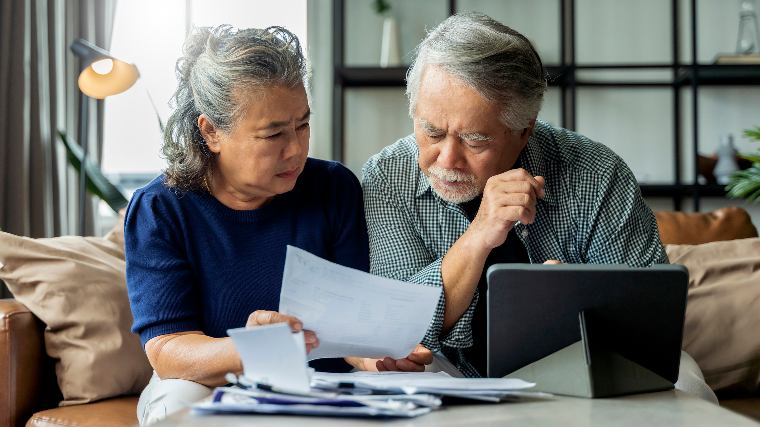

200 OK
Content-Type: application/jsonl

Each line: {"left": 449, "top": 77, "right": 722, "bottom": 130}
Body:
{"left": 380, "top": 16, "right": 401, "bottom": 67}
{"left": 714, "top": 134, "right": 739, "bottom": 185}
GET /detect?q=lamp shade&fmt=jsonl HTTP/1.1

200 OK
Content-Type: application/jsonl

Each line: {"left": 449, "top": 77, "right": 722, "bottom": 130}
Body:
{"left": 70, "top": 39, "right": 139, "bottom": 99}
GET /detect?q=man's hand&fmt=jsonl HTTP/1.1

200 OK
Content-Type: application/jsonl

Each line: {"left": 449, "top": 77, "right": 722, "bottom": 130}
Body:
{"left": 246, "top": 310, "right": 319, "bottom": 353}
{"left": 468, "top": 168, "right": 545, "bottom": 250}
{"left": 345, "top": 344, "right": 433, "bottom": 372}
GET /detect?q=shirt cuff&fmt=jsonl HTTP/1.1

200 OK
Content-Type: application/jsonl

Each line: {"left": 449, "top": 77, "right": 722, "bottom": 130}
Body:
{"left": 407, "top": 257, "right": 476, "bottom": 351}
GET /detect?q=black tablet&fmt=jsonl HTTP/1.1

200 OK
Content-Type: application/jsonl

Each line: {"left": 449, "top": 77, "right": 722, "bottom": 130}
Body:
{"left": 486, "top": 264, "right": 688, "bottom": 397}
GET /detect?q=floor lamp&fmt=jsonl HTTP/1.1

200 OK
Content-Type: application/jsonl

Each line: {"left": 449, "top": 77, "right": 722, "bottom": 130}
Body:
{"left": 70, "top": 39, "right": 139, "bottom": 236}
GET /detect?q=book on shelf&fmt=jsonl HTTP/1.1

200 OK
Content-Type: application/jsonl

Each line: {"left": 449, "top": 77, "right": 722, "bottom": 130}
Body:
{"left": 713, "top": 53, "right": 760, "bottom": 65}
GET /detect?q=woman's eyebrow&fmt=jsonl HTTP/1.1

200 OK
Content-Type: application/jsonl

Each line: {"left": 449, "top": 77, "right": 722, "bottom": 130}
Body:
{"left": 261, "top": 110, "right": 311, "bottom": 129}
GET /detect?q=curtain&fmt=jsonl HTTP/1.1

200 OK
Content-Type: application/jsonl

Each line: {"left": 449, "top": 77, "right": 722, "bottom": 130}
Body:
{"left": 0, "top": 0, "right": 117, "bottom": 298}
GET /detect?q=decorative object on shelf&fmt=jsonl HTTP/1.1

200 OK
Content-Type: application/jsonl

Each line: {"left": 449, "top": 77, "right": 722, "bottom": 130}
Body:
{"left": 69, "top": 39, "right": 139, "bottom": 235}
{"left": 714, "top": 134, "right": 740, "bottom": 185}
{"left": 727, "top": 126, "right": 760, "bottom": 203}
{"left": 737, "top": 0, "right": 760, "bottom": 54}
{"left": 699, "top": 154, "right": 752, "bottom": 184}
{"left": 373, "top": 0, "right": 401, "bottom": 67}
{"left": 715, "top": 0, "right": 760, "bottom": 63}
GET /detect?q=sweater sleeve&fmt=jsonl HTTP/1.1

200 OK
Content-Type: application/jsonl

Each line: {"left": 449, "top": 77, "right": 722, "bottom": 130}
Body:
{"left": 124, "top": 188, "right": 202, "bottom": 347}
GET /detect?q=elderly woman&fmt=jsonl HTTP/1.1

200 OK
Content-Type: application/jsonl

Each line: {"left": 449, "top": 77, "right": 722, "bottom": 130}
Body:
{"left": 125, "top": 26, "right": 431, "bottom": 425}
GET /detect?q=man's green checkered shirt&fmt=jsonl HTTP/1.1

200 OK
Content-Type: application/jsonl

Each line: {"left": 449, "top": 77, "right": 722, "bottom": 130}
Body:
{"left": 361, "top": 120, "right": 668, "bottom": 377}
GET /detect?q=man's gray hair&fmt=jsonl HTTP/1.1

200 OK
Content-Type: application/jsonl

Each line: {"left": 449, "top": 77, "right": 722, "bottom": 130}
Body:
{"left": 406, "top": 13, "right": 547, "bottom": 130}
{"left": 162, "top": 25, "right": 310, "bottom": 192}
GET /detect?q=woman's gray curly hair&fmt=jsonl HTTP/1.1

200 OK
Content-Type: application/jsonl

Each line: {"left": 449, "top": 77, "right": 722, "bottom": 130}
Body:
{"left": 406, "top": 13, "right": 547, "bottom": 131}
{"left": 162, "top": 25, "right": 310, "bottom": 191}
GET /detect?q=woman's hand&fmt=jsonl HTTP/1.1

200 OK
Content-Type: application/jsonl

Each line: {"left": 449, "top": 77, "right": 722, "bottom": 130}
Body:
{"left": 246, "top": 310, "right": 319, "bottom": 353}
{"left": 345, "top": 344, "right": 433, "bottom": 372}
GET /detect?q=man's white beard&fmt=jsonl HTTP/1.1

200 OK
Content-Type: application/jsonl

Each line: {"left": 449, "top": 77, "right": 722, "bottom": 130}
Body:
{"left": 426, "top": 165, "right": 480, "bottom": 204}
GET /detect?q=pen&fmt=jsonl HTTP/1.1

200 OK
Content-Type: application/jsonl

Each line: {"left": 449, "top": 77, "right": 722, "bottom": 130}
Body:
{"left": 514, "top": 221, "right": 529, "bottom": 238}
{"left": 226, "top": 373, "right": 342, "bottom": 399}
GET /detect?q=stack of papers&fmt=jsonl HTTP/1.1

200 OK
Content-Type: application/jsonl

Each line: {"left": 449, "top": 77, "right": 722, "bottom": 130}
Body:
{"left": 192, "top": 371, "right": 544, "bottom": 418}
{"left": 193, "top": 383, "right": 440, "bottom": 418}
{"left": 313, "top": 371, "right": 541, "bottom": 402}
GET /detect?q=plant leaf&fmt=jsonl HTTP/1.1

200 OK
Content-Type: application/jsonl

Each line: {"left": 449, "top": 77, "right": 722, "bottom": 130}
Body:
{"left": 740, "top": 154, "right": 760, "bottom": 163}
{"left": 743, "top": 126, "right": 760, "bottom": 142}
{"left": 372, "top": 0, "right": 391, "bottom": 14}
{"left": 57, "top": 130, "right": 129, "bottom": 213}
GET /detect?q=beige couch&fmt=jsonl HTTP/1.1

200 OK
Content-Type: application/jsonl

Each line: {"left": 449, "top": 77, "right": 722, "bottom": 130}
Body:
{"left": 1, "top": 207, "right": 759, "bottom": 426}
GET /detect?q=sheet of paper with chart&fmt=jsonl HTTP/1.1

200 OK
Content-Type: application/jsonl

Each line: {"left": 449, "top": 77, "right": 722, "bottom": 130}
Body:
{"left": 279, "top": 245, "right": 441, "bottom": 361}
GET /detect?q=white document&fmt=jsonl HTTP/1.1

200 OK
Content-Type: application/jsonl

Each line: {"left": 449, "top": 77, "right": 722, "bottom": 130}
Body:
{"left": 227, "top": 323, "right": 311, "bottom": 392}
{"left": 279, "top": 245, "right": 442, "bottom": 360}
{"left": 312, "top": 371, "right": 535, "bottom": 394}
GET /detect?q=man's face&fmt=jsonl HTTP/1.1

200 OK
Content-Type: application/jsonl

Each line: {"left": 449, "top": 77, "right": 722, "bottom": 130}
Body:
{"left": 413, "top": 65, "right": 532, "bottom": 204}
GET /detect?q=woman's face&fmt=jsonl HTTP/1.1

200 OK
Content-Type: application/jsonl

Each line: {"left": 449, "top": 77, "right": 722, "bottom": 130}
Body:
{"left": 199, "top": 84, "right": 310, "bottom": 210}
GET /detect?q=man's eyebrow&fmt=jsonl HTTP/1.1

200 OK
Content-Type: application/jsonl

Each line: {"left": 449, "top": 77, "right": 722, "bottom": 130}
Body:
{"left": 459, "top": 131, "right": 494, "bottom": 142}
{"left": 262, "top": 110, "right": 311, "bottom": 129}
{"left": 418, "top": 119, "right": 444, "bottom": 133}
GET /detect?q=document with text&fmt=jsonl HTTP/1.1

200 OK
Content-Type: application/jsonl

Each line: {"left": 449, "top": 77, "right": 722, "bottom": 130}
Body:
{"left": 279, "top": 245, "right": 441, "bottom": 360}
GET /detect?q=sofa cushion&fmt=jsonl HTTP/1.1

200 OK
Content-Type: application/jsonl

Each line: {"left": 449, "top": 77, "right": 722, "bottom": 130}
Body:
{"left": 656, "top": 207, "right": 758, "bottom": 245}
{"left": 27, "top": 396, "right": 139, "bottom": 427}
{"left": 667, "top": 238, "right": 760, "bottom": 392}
{"left": 0, "top": 232, "right": 152, "bottom": 406}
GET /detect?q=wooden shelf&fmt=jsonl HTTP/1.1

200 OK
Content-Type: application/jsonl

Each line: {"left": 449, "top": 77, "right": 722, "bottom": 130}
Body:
{"left": 677, "top": 65, "right": 760, "bottom": 86}
{"left": 640, "top": 184, "right": 727, "bottom": 198}
{"left": 336, "top": 67, "right": 407, "bottom": 87}
{"left": 336, "top": 66, "right": 566, "bottom": 87}
{"left": 337, "top": 64, "right": 760, "bottom": 88}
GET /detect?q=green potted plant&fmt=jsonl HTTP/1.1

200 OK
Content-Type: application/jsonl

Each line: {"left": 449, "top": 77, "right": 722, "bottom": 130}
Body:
{"left": 727, "top": 126, "right": 760, "bottom": 202}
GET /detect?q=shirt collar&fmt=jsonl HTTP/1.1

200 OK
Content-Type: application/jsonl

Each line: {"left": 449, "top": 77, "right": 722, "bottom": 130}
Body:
{"left": 413, "top": 124, "right": 557, "bottom": 205}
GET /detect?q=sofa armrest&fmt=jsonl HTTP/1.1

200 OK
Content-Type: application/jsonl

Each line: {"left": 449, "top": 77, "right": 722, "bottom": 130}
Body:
{"left": 0, "top": 298, "right": 46, "bottom": 427}
{"left": 656, "top": 207, "right": 758, "bottom": 245}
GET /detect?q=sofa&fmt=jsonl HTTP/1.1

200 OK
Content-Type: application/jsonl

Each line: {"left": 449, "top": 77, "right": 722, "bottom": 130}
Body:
{"left": 1, "top": 207, "right": 759, "bottom": 427}
{"left": 0, "top": 300, "right": 139, "bottom": 426}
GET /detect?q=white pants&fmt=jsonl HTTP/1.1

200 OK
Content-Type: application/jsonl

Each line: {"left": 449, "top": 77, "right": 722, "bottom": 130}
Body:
{"left": 427, "top": 350, "right": 719, "bottom": 404}
{"left": 136, "top": 372, "right": 213, "bottom": 426}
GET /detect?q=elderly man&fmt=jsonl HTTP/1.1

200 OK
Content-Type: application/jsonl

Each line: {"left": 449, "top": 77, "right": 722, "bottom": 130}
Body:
{"left": 361, "top": 13, "right": 716, "bottom": 402}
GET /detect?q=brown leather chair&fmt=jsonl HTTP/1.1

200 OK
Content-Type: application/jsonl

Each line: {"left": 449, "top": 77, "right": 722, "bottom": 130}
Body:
{"left": 655, "top": 206, "right": 759, "bottom": 245}
{"left": 0, "top": 299, "right": 138, "bottom": 427}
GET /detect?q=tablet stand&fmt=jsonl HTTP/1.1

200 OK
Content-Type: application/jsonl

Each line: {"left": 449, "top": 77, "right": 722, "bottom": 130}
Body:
{"left": 505, "top": 310, "right": 674, "bottom": 398}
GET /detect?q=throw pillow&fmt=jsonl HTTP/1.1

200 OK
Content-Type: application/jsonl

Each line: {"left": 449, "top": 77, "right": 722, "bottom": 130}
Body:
{"left": 667, "top": 238, "right": 760, "bottom": 392}
{"left": 0, "top": 230, "right": 152, "bottom": 406}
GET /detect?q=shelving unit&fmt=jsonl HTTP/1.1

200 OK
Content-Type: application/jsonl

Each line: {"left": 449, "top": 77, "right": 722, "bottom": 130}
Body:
{"left": 331, "top": 0, "right": 759, "bottom": 211}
